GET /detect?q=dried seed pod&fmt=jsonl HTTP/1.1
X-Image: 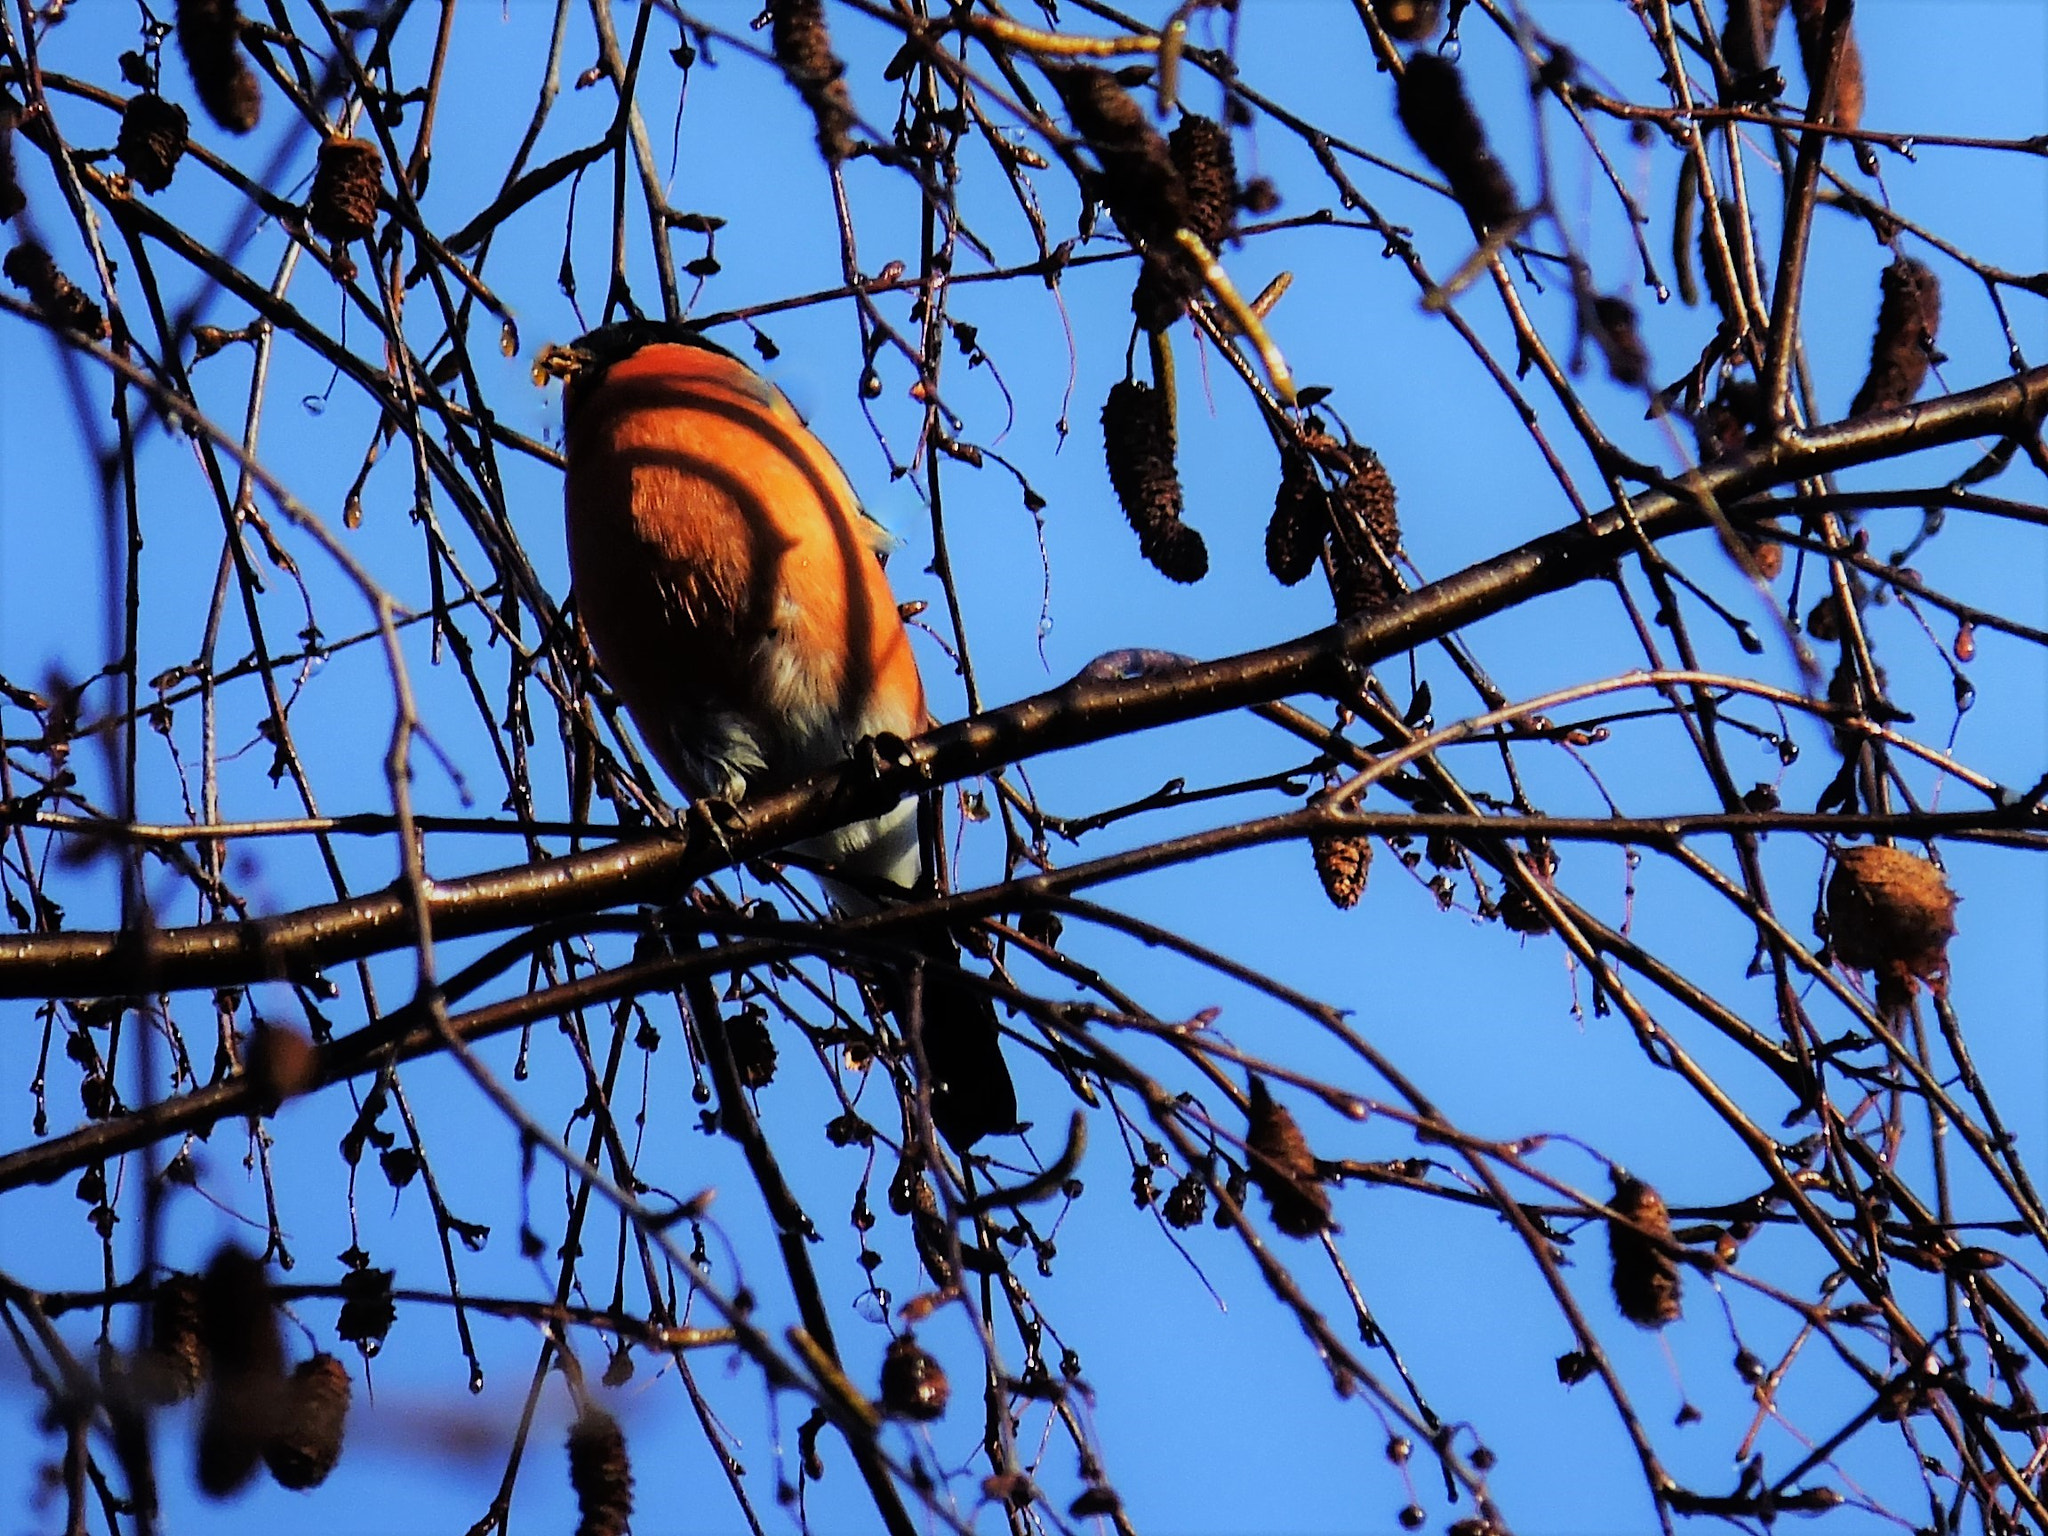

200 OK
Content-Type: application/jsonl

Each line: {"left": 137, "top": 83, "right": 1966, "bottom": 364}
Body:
{"left": 308, "top": 136, "right": 383, "bottom": 244}
{"left": 1588, "top": 294, "right": 1649, "bottom": 388}
{"left": 1266, "top": 446, "right": 1330, "bottom": 586}
{"left": 1131, "top": 113, "right": 1236, "bottom": 329}
{"left": 1790, "top": 0, "right": 1864, "bottom": 134}
{"left": 770, "top": 0, "right": 855, "bottom": 162}
{"left": 176, "top": 0, "right": 262, "bottom": 134}
{"left": 196, "top": 1244, "right": 285, "bottom": 1497}
{"left": 138, "top": 1272, "right": 208, "bottom": 1405}
{"left": 1327, "top": 445, "right": 1402, "bottom": 621}
{"left": 116, "top": 94, "right": 190, "bottom": 193}
{"left": 1720, "top": 0, "right": 1789, "bottom": 78}
{"left": 1245, "top": 1077, "right": 1333, "bottom": 1238}
{"left": 0, "top": 107, "right": 23, "bottom": 223}
{"left": 264, "top": 1354, "right": 350, "bottom": 1490}
{"left": 1170, "top": 114, "right": 1236, "bottom": 252}
{"left": 1850, "top": 257, "right": 1941, "bottom": 418}
{"left": 1607, "top": 1173, "right": 1682, "bottom": 1329}
{"left": 567, "top": 1407, "right": 634, "bottom": 1536}
{"left": 1312, "top": 831, "right": 1372, "bottom": 911}
{"left": 1101, "top": 378, "right": 1207, "bottom": 583}
{"left": 1395, "top": 54, "right": 1519, "bottom": 234}
{"left": 725, "top": 1006, "right": 778, "bottom": 1090}
{"left": 1372, "top": 0, "right": 1442, "bottom": 43}
{"left": 4, "top": 241, "right": 110, "bottom": 340}
{"left": 1052, "top": 65, "right": 1188, "bottom": 249}
{"left": 879, "top": 1333, "right": 950, "bottom": 1421}
{"left": 1824, "top": 844, "right": 1958, "bottom": 996}
{"left": 1162, "top": 1169, "right": 1208, "bottom": 1229}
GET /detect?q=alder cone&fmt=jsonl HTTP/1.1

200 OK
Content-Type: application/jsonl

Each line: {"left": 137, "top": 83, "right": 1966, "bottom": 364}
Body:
{"left": 1245, "top": 1077, "right": 1333, "bottom": 1238}
{"left": 1101, "top": 378, "right": 1207, "bottom": 583}
{"left": 308, "top": 137, "right": 384, "bottom": 244}
{"left": 264, "top": 1353, "right": 351, "bottom": 1490}
{"left": 1132, "top": 112, "right": 1236, "bottom": 329}
{"left": 116, "top": 94, "right": 190, "bottom": 193}
{"left": 1266, "top": 447, "right": 1330, "bottom": 586}
{"left": 1053, "top": 66, "right": 1187, "bottom": 252}
{"left": 137, "top": 1272, "right": 208, "bottom": 1404}
{"left": 1170, "top": 114, "right": 1237, "bottom": 251}
{"left": 1328, "top": 447, "right": 1401, "bottom": 621}
{"left": 1850, "top": 257, "right": 1941, "bottom": 418}
{"left": 1312, "top": 832, "right": 1371, "bottom": 910}
{"left": 1825, "top": 844, "right": 1958, "bottom": 996}
{"left": 879, "top": 1334, "right": 951, "bottom": 1421}
{"left": 1607, "top": 1173, "right": 1682, "bottom": 1329}
{"left": 567, "top": 1408, "right": 633, "bottom": 1536}
{"left": 4, "top": 242, "right": 110, "bottom": 339}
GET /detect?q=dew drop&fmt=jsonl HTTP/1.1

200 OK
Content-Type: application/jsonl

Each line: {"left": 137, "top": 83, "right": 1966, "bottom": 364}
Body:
{"left": 500, "top": 318, "right": 520, "bottom": 357}
{"left": 301, "top": 394, "right": 327, "bottom": 416}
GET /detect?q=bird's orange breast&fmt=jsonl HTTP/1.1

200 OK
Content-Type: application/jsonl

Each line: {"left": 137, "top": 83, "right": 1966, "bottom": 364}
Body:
{"left": 563, "top": 341, "right": 928, "bottom": 802}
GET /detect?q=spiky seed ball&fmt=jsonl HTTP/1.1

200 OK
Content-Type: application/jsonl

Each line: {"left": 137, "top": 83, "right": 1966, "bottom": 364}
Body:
{"left": 176, "top": 0, "right": 262, "bottom": 134}
{"left": 1101, "top": 378, "right": 1207, "bottom": 583}
{"left": 308, "top": 137, "right": 383, "bottom": 245}
{"left": 116, "top": 94, "right": 190, "bottom": 194}
{"left": 1266, "top": 447, "right": 1330, "bottom": 586}
{"left": 1328, "top": 446, "right": 1402, "bottom": 621}
{"left": 1395, "top": 54, "right": 1519, "bottom": 233}
{"left": 1313, "top": 833, "right": 1371, "bottom": 911}
{"left": 1372, "top": 0, "right": 1442, "bottom": 43}
{"left": 1607, "top": 1173, "right": 1682, "bottom": 1329}
{"left": 139, "top": 1272, "right": 208, "bottom": 1404}
{"left": 1245, "top": 1077, "right": 1333, "bottom": 1238}
{"left": 770, "top": 0, "right": 854, "bottom": 162}
{"left": 725, "top": 1006, "right": 778, "bottom": 1090}
{"left": 568, "top": 1408, "right": 633, "bottom": 1536}
{"left": 3, "top": 242, "right": 110, "bottom": 339}
{"left": 264, "top": 1354, "right": 351, "bottom": 1489}
{"left": 879, "top": 1334, "right": 951, "bottom": 1421}
{"left": 1825, "top": 844, "right": 1958, "bottom": 996}
{"left": 1850, "top": 257, "right": 1941, "bottom": 418}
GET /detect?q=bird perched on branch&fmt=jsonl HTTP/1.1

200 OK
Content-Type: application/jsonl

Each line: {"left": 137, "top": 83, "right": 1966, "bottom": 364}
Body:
{"left": 542, "top": 321, "right": 1018, "bottom": 1149}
